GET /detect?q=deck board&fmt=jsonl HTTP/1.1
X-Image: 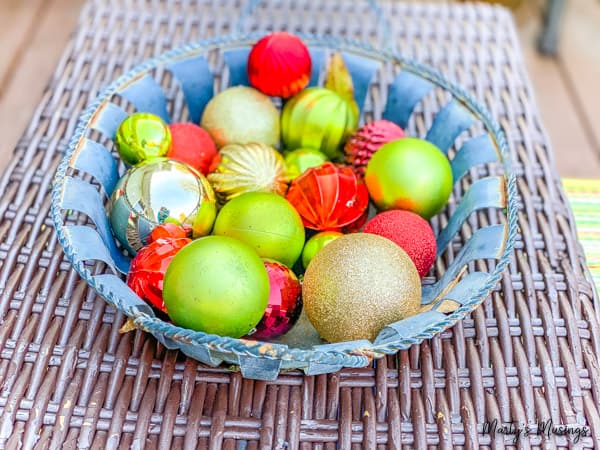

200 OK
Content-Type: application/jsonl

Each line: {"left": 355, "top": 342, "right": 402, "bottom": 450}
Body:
{"left": 558, "top": 0, "right": 600, "bottom": 152}
{"left": 0, "top": 0, "right": 83, "bottom": 174}
{"left": 0, "top": 0, "right": 598, "bottom": 177}
{"left": 0, "top": 0, "right": 45, "bottom": 97}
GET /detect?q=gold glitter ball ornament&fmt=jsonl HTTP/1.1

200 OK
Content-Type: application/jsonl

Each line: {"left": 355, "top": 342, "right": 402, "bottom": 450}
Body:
{"left": 303, "top": 233, "right": 421, "bottom": 342}
{"left": 208, "top": 142, "right": 288, "bottom": 204}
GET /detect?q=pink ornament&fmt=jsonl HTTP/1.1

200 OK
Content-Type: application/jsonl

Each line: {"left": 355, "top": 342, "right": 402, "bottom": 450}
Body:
{"left": 344, "top": 120, "right": 405, "bottom": 176}
{"left": 127, "top": 237, "right": 191, "bottom": 312}
{"left": 286, "top": 162, "right": 369, "bottom": 231}
{"left": 248, "top": 259, "right": 302, "bottom": 340}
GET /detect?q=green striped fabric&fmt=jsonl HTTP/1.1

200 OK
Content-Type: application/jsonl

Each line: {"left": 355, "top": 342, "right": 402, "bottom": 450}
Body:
{"left": 563, "top": 179, "right": 600, "bottom": 292}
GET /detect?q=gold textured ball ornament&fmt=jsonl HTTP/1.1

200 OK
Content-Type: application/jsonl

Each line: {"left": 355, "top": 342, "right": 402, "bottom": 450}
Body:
{"left": 303, "top": 233, "right": 421, "bottom": 342}
{"left": 208, "top": 142, "right": 288, "bottom": 204}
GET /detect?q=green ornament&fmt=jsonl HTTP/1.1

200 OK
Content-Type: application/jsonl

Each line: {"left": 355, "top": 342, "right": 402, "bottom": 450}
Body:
{"left": 115, "top": 113, "right": 171, "bottom": 166}
{"left": 284, "top": 148, "right": 328, "bottom": 181}
{"left": 301, "top": 231, "right": 343, "bottom": 269}
{"left": 213, "top": 192, "right": 305, "bottom": 267}
{"left": 201, "top": 86, "right": 280, "bottom": 148}
{"left": 163, "top": 236, "right": 269, "bottom": 337}
{"left": 281, "top": 87, "right": 359, "bottom": 160}
{"left": 364, "top": 138, "right": 453, "bottom": 219}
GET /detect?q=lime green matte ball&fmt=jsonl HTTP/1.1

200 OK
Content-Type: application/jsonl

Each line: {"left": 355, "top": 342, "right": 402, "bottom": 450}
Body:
{"left": 284, "top": 148, "right": 328, "bottom": 180}
{"left": 364, "top": 138, "right": 453, "bottom": 219}
{"left": 213, "top": 192, "right": 305, "bottom": 267}
{"left": 163, "top": 236, "right": 269, "bottom": 337}
{"left": 115, "top": 113, "right": 171, "bottom": 166}
{"left": 302, "top": 231, "right": 343, "bottom": 269}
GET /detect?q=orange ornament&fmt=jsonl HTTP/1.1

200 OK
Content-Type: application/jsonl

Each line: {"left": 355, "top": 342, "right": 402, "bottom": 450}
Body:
{"left": 286, "top": 162, "right": 369, "bottom": 231}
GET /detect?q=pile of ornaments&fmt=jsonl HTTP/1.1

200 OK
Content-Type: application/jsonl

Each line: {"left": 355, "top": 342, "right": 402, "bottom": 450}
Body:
{"left": 109, "top": 32, "right": 453, "bottom": 344}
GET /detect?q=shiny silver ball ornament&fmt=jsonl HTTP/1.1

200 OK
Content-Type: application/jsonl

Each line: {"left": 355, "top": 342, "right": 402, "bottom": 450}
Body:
{"left": 109, "top": 159, "right": 217, "bottom": 255}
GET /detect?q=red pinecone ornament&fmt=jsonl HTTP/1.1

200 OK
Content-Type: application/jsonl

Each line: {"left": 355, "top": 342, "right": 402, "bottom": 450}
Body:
{"left": 344, "top": 120, "right": 405, "bottom": 176}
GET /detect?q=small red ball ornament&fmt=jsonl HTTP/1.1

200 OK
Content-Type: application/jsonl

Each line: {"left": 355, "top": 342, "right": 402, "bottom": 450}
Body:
{"left": 286, "top": 162, "right": 369, "bottom": 231}
{"left": 127, "top": 236, "right": 191, "bottom": 312}
{"left": 248, "top": 259, "right": 302, "bottom": 340}
{"left": 344, "top": 120, "right": 405, "bottom": 176}
{"left": 363, "top": 210, "right": 437, "bottom": 278}
{"left": 248, "top": 32, "right": 312, "bottom": 98}
{"left": 167, "top": 123, "right": 218, "bottom": 175}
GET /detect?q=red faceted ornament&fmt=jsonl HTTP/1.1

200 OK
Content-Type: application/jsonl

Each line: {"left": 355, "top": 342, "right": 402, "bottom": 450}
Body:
{"left": 345, "top": 120, "right": 405, "bottom": 176}
{"left": 127, "top": 237, "right": 191, "bottom": 312}
{"left": 167, "top": 123, "right": 218, "bottom": 175}
{"left": 248, "top": 32, "right": 312, "bottom": 98}
{"left": 286, "top": 162, "right": 369, "bottom": 231}
{"left": 148, "top": 223, "right": 191, "bottom": 243}
{"left": 248, "top": 259, "right": 302, "bottom": 340}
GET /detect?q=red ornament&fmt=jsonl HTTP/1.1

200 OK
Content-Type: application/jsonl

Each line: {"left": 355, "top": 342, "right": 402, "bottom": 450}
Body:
{"left": 248, "top": 32, "right": 312, "bottom": 98}
{"left": 127, "top": 237, "right": 191, "bottom": 312}
{"left": 248, "top": 259, "right": 302, "bottom": 340}
{"left": 148, "top": 223, "right": 191, "bottom": 243}
{"left": 167, "top": 123, "right": 218, "bottom": 175}
{"left": 364, "top": 210, "right": 436, "bottom": 278}
{"left": 345, "top": 120, "right": 405, "bottom": 176}
{"left": 286, "top": 162, "right": 369, "bottom": 231}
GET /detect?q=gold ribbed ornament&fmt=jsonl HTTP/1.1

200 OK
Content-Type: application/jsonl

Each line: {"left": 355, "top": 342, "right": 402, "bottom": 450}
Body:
{"left": 208, "top": 143, "right": 288, "bottom": 204}
{"left": 303, "top": 233, "right": 421, "bottom": 342}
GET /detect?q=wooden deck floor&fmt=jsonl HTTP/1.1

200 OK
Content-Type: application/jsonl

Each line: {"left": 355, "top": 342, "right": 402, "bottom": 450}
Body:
{"left": 0, "top": 0, "right": 599, "bottom": 177}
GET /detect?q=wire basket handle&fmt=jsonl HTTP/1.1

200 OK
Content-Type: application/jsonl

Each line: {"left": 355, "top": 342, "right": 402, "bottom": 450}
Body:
{"left": 235, "top": 0, "right": 393, "bottom": 51}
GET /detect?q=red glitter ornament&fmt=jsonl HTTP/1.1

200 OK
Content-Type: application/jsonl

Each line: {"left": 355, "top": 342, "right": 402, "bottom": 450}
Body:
{"left": 286, "top": 162, "right": 369, "bottom": 231}
{"left": 344, "top": 120, "right": 405, "bottom": 176}
{"left": 248, "top": 259, "right": 302, "bottom": 340}
{"left": 127, "top": 236, "right": 191, "bottom": 312}
{"left": 363, "top": 210, "right": 436, "bottom": 278}
{"left": 167, "top": 123, "right": 218, "bottom": 175}
{"left": 248, "top": 32, "right": 312, "bottom": 98}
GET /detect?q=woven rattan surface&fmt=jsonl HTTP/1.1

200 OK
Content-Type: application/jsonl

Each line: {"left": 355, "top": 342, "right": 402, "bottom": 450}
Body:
{"left": 1, "top": 1, "right": 599, "bottom": 448}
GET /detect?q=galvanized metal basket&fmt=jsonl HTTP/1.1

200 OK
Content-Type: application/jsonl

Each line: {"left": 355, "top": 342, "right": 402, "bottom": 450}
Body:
{"left": 51, "top": 32, "right": 518, "bottom": 380}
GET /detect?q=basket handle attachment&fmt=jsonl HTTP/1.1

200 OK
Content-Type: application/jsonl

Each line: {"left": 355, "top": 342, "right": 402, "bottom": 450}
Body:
{"left": 234, "top": 0, "right": 393, "bottom": 51}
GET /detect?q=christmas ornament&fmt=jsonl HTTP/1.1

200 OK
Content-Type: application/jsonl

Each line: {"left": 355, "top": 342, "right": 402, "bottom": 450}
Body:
{"left": 126, "top": 236, "right": 191, "bottom": 313}
{"left": 284, "top": 148, "right": 328, "bottom": 181}
{"left": 364, "top": 138, "right": 452, "bottom": 219}
{"left": 344, "top": 120, "right": 405, "bottom": 176}
{"left": 163, "top": 236, "right": 269, "bottom": 337}
{"left": 281, "top": 87, "right": 358, "bottom": 160}
{"left": 115, "top": 112, "right": 171, "bottom": 166}
{"left": 247, "top": 259, "right": 302, "bottom": 340}
{"left": 108, "top": 159, "right": 217, "bottom": 255}
{"left": 147, "top": 223, "right": 191, "bottom": 242}
{"left": 207, "top": 142, "right": 288, "bottom": 204}
{"left": 364, "top": 210, "right": 437, "bottom": 278}
{"left": 286, "top": 162, "right": 368, "bottom": 231}
{"left": 303, "top": 233, "right": 421, "bottom": 342}
{"left": 248, "top": 32, "right": 311, "bottom": 98}
{"left": 201, "top": 86, "right": 280, "bottom": 148}
{"left": 301, "top": 231, "right": 343, "bottom": 269}
{"left": 213, "top": 192, "right": 305, "bottom": 267}
{"left": 167, "top": 122, "right": 217, "bottom": 175}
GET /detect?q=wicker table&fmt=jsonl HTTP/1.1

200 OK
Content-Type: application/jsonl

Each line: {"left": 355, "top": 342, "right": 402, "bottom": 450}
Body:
{"left": 1, "top": 1, "right": 599, "bottom": 448}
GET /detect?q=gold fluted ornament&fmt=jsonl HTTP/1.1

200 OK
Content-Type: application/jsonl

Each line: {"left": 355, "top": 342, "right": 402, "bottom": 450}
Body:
{"left": 208, "top": 142, "right": 288, "bottom": 204}
{"left": 303, "top": 233, "right": 421, "bottom": 342}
